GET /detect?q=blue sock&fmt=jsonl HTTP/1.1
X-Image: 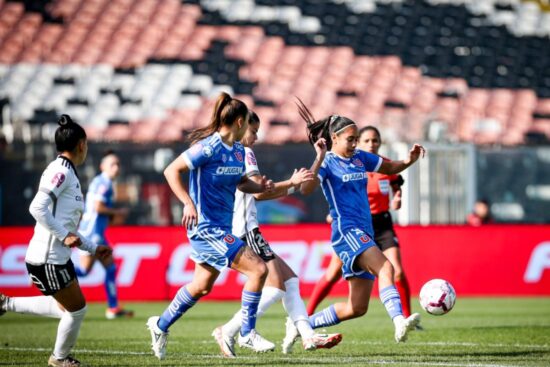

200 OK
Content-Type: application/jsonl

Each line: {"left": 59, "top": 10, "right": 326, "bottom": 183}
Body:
{"left": 309, "top": 304, "right": 340, "bottom": 329}
{"left": 75, "top": 266, "right": 87, "bottom": 277}
{"left": 380, "top": 285, "right": 403, "bottom": 320}
{"left": 104, "top": 263, "right": 118, "bottom": 309}
{"left": 240, "top": 290, "right": 262, "bottom": 336}
{"left": 158, "top": 287, "right": 198, "bottom": 332}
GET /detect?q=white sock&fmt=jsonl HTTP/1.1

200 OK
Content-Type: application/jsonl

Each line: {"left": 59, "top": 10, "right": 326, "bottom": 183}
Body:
{"left": 222, "top": 286, "right": 285, "bottom": 338}
{"left": 282, "top": 277, "right": 315, "bottom": 339}
{"left": 7, "top": 296, "right": 64, "bottom": 318}
{"left": 53, "top": 306, "right": 87, "bottom": 359}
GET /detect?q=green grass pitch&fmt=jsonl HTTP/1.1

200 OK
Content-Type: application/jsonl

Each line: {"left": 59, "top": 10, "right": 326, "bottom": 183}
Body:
{"left": 1, "top": 297, "right": 549, "bottom": 366}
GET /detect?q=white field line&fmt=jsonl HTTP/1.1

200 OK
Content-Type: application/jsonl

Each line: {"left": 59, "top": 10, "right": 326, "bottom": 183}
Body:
{"left": 0, "top": 345, "right": 543, "bottom": 367}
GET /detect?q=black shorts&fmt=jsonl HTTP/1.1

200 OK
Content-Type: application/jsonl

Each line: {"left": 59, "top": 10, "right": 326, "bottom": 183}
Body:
{"left": 26, "top": 260, "right": 77, "bottom": 296}
{"left": 372, "top": 212, "right": 399, "bottom": 252}
{"left": 241, "top": 228, "right": 276, "bottom": 262}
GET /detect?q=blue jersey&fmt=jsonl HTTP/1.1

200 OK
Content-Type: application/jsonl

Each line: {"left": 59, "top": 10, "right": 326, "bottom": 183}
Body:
{"left": 182, "top": 132, "right": 246, "bottom": 232}
{"left": 79, "top": 172, "right": 113, "bottom": 241}
{"left": 318, "top": 150, "right": 382, "bottom": 243}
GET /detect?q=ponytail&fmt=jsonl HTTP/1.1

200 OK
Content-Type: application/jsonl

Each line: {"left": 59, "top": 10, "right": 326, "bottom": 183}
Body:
{"left": 55, "top": 114, "right": 86, "bottom": 152}
{"left": 296, "top": 98, "right": 356, "bottom": 150}
{"left": 188, "top": 92, "right": 248, "bottom": 145}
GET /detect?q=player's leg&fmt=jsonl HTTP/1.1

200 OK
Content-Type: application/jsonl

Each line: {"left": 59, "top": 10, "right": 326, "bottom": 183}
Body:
{"left": 147, "top": 262, "right": 217, "bottom": 360}
{"left": 0, "top": 293, "right": 64, "bottom": 318}
{"left": 383, "top": 246, "right": 411, "bottom": 317}
{"left": 74, "top": 253, "right": 95, "bottom": 277}
{"left": 49, "top": 280, "right": 87, "bottom": 367}
{"left": 306, "top": 253, "right": 342, "bottom": 315}
{"left": 279, "top": 257, "right": 342, "bottom": 354}
{"left": 355, "top": 246, "right": 419, "bottom": 342}
{"left": 98, "top": 254, "right": 134, "bottom": 319}
{"left": 230, "top": 245, "right": 275, "bottom": 353}
{"left": 219, "top": 257, "right": 285, "bottom": 342}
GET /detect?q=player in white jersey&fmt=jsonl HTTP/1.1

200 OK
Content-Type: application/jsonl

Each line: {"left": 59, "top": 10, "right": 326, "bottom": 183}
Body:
{"left": 282, "top": 100, "right": 425, "bottom": 346}
{"left": 146, "top": 93, "right": 276, "bottom": 360}
{"left": 0, "top": 115, "right": 111, "bottom": 367}
{"left": 212, "top": 112, "right": 343, "bottom": 357}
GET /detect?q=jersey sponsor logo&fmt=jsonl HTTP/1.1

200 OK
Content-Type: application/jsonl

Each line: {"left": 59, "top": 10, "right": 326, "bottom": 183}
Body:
{"left": 216, "top": 166, "right": 243, "bottom": 175}
{"left": 234, "top": 151, "right": 243, "bottom": 162}
{"left": 246, "top": 152, "right": 257, "bottom": 166}
{"left": 51, "top": 172, "right": 65, "bottom": 188}
{"left": 352, "top": 158, "right": 363, "bottom": 167}
{"left": 342, "top": 172, "right": 367, "bottom": 182}
{"left": 223, "top": 234, "right": 236, "bottom": 245}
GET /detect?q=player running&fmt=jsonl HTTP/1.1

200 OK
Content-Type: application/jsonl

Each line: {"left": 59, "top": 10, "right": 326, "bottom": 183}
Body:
{"left": 146, "top": 93, "right": 275, "bottom": 360}
{"left": 77, "top": 150, "right": 133, "bottom": 319}
{"left": 282, "top": 101, "right": 424, "bottom": 350}
{"left": 307, "top": 126, "right": 418, "bottom": 323}
{"left": 0, "top": 115, "right": 111, "bottom": 367}
{"left": 212, "top": 112, "right": 342, "bottom": 357}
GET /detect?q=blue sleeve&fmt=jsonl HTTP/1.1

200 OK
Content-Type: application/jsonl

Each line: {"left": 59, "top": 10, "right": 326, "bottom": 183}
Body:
{"left": 181, "top": 141, "right": 214, "bottom": 170}
{"left": 317, "top": 161, "right": 328, "bottom": 182}
{"left": 359, "top": 150, "right": 383, "bottom": 173}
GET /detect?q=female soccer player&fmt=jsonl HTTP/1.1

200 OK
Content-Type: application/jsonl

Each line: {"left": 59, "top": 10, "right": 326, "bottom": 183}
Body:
{"left": 285, "top": 101, "right": 425, "bottom": 346}
{"left": 0, "top": 115, "right": 111, "bottom": 367}
{"left": 77, "top": 150, "right": 133, "bottom": 319}
{"left": 146, "top": 94, "right": 275, "bottom": 360}
{"left": 307, "top": 126, "right": 416, "bottom": 320}
{"left": 212, "top": 112, "right": 342, "bottom": 357}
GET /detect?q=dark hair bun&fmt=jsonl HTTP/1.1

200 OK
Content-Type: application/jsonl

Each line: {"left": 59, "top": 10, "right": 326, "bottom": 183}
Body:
{"left": 58, "top": 114, "right": 73, "bottom": 126}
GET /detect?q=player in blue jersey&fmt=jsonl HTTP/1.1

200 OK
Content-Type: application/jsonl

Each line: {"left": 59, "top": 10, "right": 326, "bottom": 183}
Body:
{"left": 77, "top": 150, "right": 133, "bottom": 319}
{"left": 146, "top": 93, "right": 275, "bottom": 360}
{"left": 284, "top": 100, "right": 425, "bottom": 345}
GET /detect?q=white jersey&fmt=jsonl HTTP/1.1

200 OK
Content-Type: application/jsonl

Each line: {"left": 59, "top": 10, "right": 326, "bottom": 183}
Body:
{"left": 232, "top": 147, "right": 260, "bottom": 237}
{"left": 26, "top": 155, "right": 96, "bottom": 265}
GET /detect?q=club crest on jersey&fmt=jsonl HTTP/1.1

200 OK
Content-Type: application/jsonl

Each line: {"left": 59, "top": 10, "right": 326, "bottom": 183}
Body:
{"left": 234, "top": 151, "right": 243, "bottom": 162}
{"left": 352, "top": 158, "right": 363, "bottom": 167}
{"left": 223, "top": 234, "right": 236, "bottom": 244}
{"left": 246, "top": 152, "right": 257, "bottom": 166}
{"left": 51, "top": 172, "right": 65, "bottom": 188}
{"left": 222, "top": 154, "right": 227, "bottom": 163}
{"left": 359, "top": 234, "right": 371, "bottom": 243}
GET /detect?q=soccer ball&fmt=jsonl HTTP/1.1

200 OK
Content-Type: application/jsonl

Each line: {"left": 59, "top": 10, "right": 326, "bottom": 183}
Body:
{"left": 419, "top": 279, "right": 456, "bottom": 315}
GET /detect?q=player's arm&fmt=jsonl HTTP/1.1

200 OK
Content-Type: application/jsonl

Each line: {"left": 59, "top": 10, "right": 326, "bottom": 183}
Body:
{"left": 253, "top": 168, "right": 314, "bottom": 201}
{"left": 164, "top": 154, "right": 196, "bottom": 229}
{"left": 390, "top": 175, "right": 404, "bottom": 210}
{"left": 378, "top": 144, "right": 426, "bottom": 175}
{"left": 301, "top": 138, "right": 327, "bottom": 195}
{"left": 238, "top": 175, "right": 274, "bottom": 194}
{"left": 94, "top": 200, "right": 127, "bottom": 216}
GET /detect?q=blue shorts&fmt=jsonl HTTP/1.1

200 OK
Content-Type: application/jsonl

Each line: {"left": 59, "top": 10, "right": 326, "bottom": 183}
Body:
{"left": 333, "top": 228, "right": 377, "bottom": 280}
{"left": 188, "top": 227, "right": 245, "bottom": 271}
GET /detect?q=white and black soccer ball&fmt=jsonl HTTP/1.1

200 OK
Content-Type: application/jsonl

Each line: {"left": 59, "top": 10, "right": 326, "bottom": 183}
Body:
{"left": 419, "top": 279, "right": 456, "bottom": 315}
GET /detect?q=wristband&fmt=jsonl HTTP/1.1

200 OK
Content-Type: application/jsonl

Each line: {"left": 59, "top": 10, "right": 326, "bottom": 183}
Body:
{"left": 287, "top": 187, "right": 296, "bottom": 195}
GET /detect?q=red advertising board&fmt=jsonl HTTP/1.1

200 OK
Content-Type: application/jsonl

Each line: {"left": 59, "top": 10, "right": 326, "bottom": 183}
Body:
{"left": 1, "top": 225, "right": 549, "bottom": 300}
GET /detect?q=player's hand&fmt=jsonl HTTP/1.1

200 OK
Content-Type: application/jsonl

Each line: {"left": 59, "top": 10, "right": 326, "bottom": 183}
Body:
{"left": 314, "top": 138, "right": 327, "bottom": 158}
{"left": 407, "top": 144, "right": 426, "bottom": 165}
{"left": 63, "top": 232, "right": 82, "bottom": 248}
{"left": 182, "top": 202, "right": 198, "bottom": 230}
{"left": 95, "top": 245, "right": 112, "bottom": 260}
{"left": 290, "top": 168, "right": 315, "bottom": 186}
{"left": 260, "top": 175, "right": 274, "bottom": 193}
{"left": 391, "top": 190, "right": 402, "bottom": 210}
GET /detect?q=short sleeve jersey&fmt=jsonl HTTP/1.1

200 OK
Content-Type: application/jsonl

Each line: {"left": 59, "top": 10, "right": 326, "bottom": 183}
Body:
{"left": 182, "top": 132, "right": 246, "bottom": 232}
{"left": 318, "top": 150, "right": 382, "bottom": 242}
{"left": 366, "top": 157, "right": 400, "bottom": 215}
{"left": 232, "top": 147, "right": 260, "bottom": 237}
{"left": 79, "top": 173, "right": 113, "bottom": 238}
{"left": 26, "top": 156, "right": 85, "bottom": 265}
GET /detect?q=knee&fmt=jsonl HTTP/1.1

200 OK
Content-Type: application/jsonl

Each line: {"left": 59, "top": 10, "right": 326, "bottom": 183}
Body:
{"left": 189, "top": 282, "right": 213, "bottom": 298}
{"left": 345, "top": 303, "right": 368, "bottom": 318}
{"left": 380, "top": 261, "right": 395, "bottom": 279}
{"left": 256, "top": 262, "right": 268, "bottom": 281}
{"left": 394, "top": 268, "right": 405, "bottom": 281}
